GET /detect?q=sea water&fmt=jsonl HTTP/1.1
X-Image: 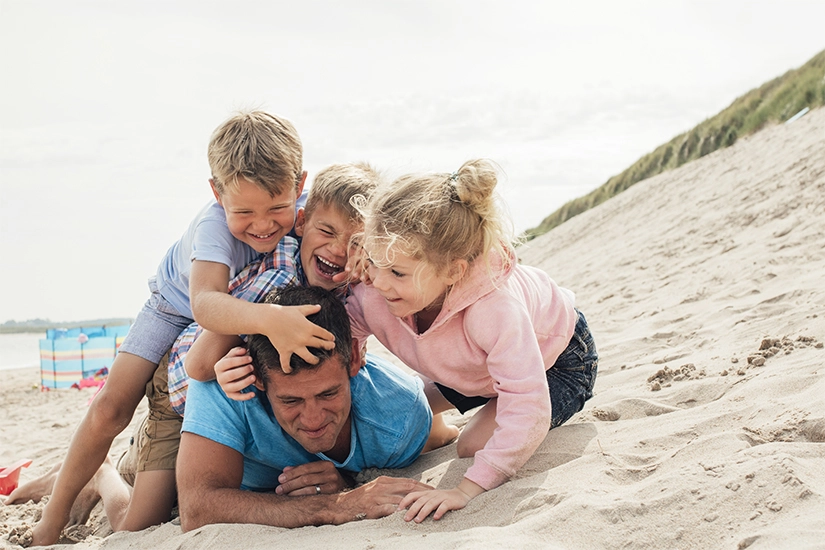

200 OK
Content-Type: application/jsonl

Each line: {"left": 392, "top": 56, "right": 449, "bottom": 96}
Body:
{"left": 0, "top": 332, "right": 43, "bottom": 372}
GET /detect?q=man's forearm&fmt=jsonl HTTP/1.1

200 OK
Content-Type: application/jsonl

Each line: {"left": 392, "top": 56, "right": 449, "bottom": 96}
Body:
{"left": 179, "top": 475, "right": 434, "bottom": 531}
{"left": 180, "top": 486, "right": 353, "bottom": 531}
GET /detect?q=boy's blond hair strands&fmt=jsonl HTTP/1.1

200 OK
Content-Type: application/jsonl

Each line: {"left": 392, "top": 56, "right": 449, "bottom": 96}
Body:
{"left": 305, "top": 162, "right": 381, "bottom": 224}
{"left": 208, "top": 110, "right": 303, "bottom": 196}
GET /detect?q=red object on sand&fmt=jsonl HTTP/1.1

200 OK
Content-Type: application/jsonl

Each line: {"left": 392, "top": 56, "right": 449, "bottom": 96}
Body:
{"left": 0, "top": 459, "right": 33, "bottom": 496}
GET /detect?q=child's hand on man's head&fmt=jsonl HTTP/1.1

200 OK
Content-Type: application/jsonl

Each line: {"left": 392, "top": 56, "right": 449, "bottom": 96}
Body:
{"left": 332, "top": 240, "right": 372, "bottom": 286}
{"left": 215, "top": 347, "right": 257, "bottom": 401}
{"left": 263, "top": 304, "right": 336, "bottom": 373}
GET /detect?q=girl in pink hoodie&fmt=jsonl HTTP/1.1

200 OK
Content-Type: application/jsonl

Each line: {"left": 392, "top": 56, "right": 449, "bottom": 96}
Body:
{"left": 346, "top": 159, "right": 598, "bottom": 522}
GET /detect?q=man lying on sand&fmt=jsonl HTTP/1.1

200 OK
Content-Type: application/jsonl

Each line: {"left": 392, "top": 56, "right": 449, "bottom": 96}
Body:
{"left": 177, "top": 284, "right": 433, "bottom": 530}
{"left": 8, "top": 285, "right": 435, "bottom": 533}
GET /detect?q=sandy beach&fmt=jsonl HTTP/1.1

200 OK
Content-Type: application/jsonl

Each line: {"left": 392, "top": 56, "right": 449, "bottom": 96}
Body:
{"left": 2, "top": 107, "right": 825, "bottom": 549}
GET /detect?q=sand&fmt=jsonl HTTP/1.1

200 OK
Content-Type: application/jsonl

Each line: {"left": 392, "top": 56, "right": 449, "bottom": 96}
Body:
{"left": 2, "top": 107, "right": 825, "bottom": 549}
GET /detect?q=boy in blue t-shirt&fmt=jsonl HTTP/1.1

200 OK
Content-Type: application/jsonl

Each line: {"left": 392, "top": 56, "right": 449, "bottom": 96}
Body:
{"left": 32, "top": 111, "right": 333, "bottom": 547}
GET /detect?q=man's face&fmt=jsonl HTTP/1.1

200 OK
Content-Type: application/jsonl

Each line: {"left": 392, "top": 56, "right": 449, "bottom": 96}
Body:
{"left": 295, "top": 204, "right": 359, "bottom": 289}
{"left": 260, "top": 354, "right": 356, "bottom": 455}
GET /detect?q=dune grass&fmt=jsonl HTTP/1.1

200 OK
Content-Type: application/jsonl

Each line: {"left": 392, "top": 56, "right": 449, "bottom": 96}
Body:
{"left": 525, "top": 48, "right": 825, "bottom": 240}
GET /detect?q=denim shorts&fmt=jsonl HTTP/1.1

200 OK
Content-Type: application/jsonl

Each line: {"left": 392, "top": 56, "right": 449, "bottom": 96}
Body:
{"left": 435, "top": 310, "right": 598, "bottom": 428}
{"left": 118, "top": 278, "right": 194, "bottom": 364}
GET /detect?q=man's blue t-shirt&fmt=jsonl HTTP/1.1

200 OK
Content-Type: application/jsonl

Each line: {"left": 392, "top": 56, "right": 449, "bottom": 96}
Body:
{"left": 182, "top": 353, "right": 432, "bottom": 491}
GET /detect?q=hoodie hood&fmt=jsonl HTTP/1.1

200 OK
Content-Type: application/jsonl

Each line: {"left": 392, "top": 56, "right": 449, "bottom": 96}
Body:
{"left": 423, "top": 245, "right": 517, "bottom": 333}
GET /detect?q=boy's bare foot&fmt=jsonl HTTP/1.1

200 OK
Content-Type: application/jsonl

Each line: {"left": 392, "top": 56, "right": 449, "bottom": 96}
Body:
{"left": 20, "top": 458, "right": 116, "bottom": 546}
{"left": 31, "top": 506, "right": 69, "bottom": 548}
{"left": 6, "top": 462, "right": 62, "bottom": 504}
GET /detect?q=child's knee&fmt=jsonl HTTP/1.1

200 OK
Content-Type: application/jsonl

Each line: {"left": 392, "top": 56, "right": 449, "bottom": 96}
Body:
{"left": 89, "top": 391, "right": 138, "bottom": 435}
{"left": 455, "top": 437, "right": 480, "bottom": 458}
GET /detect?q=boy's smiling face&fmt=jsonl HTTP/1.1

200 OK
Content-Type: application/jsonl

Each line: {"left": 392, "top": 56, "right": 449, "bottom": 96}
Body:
{"left": 212, "top": 176, "right": 304, "bottom": 254}
{"left": 295, "top": 204, "right": 358, "bottom": 290}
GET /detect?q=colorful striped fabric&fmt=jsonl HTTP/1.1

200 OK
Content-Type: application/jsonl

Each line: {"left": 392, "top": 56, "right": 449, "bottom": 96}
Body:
{"left": 39, "top": 324, "right": 132, "bottom": 388}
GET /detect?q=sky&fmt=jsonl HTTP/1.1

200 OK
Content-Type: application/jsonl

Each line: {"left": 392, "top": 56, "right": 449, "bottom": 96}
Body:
{"left": 1, "top": 0, "right": 824, "bottom": 323}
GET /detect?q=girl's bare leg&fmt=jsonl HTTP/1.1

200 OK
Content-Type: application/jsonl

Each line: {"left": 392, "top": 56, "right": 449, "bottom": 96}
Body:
{"left": 456, "top": 398, "right": 498, "bottom": 458}
{"left": 421, "top": 377, "right": 460, "bottom": 453}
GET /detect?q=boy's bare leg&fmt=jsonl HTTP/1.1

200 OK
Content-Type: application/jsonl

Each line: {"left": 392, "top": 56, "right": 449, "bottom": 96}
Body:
{"left": 7, "top": 459, "right": 113, "bottom": 528}
{"left": 32, "top": 352, "right": 158, "bottom": 546}
{"left": 112, "top": 469, "right": 176, "bottom": 531}
{"left": 5, "top": 462, "right": 61, "bottom": 504}
{"left": 91, "top": 457, "right": 130, "bottom": 530}
{"left": 421, "top": 378, "right": 460, "bottom": 453}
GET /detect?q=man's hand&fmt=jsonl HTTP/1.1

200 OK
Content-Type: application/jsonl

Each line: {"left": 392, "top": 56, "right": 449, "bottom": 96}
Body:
{"left": 215, "top": 347, "right": 256, "bottom": 401}
{"left": 275, "top": 462, "right": 348, "bottom": 496}
{"left": 262, "top": 304, "right": 336, "bottom": 373}
{"left": 335, "top": 477, "right": 433, "bottom": 523}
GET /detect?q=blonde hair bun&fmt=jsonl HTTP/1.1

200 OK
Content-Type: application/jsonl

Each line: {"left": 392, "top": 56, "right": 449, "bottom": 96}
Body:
{"left": 363, "top": 158, "right": 514, "bottom": 276}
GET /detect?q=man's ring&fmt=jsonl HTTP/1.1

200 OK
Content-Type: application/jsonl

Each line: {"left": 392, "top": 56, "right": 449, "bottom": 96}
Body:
{"left": 315, "top": 485, "right": 321, "bottom": 495}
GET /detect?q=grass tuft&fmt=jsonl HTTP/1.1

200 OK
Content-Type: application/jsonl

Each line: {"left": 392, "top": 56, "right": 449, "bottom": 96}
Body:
{"left": 524, "top": 48, "right": 825, "bottom": 240}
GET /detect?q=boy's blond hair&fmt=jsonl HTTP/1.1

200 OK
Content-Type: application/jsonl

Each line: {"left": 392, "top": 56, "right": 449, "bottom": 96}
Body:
{"left": 305, "top": 162, "right": 381, "bottom": 223}
{"left": 208, "top": 110, "right": 303, "bottom": 196}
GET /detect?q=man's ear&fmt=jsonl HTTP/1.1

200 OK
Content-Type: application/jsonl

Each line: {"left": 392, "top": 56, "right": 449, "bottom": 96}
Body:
{"left": 210, "top": 178, "right": 223, "bottom": 205}
{"left": 445, "top": 259, "right": 469, "bottom": 285}
{"left": 253, "top": 377, "right": 265, "bottom": 392}
{"left": 294, "top": 208, "right": 306, "bottom": 237}
{"left": 348, "top": 339, "right": 363, "bottom": 377}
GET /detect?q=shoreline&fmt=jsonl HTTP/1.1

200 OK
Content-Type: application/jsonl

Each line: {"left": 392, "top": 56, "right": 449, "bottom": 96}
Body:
{"left": 0, "top": 364, "right": 39, "bottom": 373}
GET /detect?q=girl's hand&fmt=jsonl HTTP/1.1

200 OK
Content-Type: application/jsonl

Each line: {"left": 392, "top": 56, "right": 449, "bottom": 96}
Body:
{"left": 215, "top": 347, "right": 256, "bottom": 401}
{"left": 399, "top": 478, "right": 484, "bottom": 522}
{"left": 332, "top": 240, "right": 370, "bottom": 286}
{"left": 399, "top": 488, "right": 471, "bottom": 522}
{"left": 275, "top": 462, "right": 348, "bottom": 496}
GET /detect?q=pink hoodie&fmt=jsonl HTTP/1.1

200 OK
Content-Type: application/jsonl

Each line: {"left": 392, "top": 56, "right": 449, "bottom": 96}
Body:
{"left": 346, "top": 248, "right": 577, "bottom": 490}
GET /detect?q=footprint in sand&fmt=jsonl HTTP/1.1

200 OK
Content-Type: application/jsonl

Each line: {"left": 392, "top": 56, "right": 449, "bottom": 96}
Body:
{"left": 591, "top": 397, "right": 681, "bottom": 421}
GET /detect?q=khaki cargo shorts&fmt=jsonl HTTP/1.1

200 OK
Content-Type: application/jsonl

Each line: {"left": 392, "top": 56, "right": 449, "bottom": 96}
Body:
{"left": 116, "top": 352, "right": 183, "bottom": 485}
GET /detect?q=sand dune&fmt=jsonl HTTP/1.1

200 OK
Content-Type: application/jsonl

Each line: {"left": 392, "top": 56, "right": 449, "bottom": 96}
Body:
{"left": 2, "top": 107, "right": 824, "bottom": 549}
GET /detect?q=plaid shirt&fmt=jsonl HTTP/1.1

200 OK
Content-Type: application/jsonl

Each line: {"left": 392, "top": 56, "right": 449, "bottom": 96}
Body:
{"left": 167, "top": 236, "right": 301, "bottom": 415}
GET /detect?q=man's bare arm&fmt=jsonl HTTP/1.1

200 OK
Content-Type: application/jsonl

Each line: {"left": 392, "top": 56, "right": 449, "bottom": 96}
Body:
{"left": 177, "top": 432, "right": 432, "bottom": 531}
